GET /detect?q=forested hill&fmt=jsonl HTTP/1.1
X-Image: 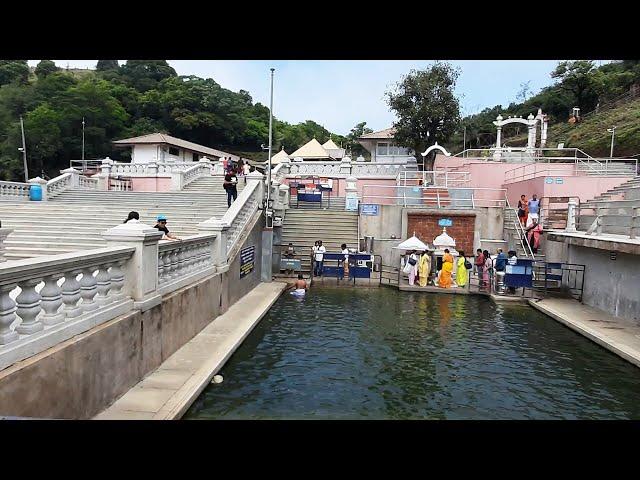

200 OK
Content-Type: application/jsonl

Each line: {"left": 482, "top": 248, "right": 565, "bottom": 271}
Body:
{"left": 0, "top": 60, "right": 350, "bottom": 181}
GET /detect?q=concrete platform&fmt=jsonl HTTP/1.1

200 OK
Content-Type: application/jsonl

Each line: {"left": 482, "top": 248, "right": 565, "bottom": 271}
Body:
{"left": 399, "top": 284, "right": 471, "bottom": 294}
{"left": 530, "top": 298, "right": 640, "bottom": 368}
{"left": 94, "top": 281, "right": 287, "bottom": 420}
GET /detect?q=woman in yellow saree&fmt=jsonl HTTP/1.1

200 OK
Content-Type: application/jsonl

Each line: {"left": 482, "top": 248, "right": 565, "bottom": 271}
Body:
{"left": 456, "top": 250, "right": 468, "bottom": 287}
{"left": 438, "top": 249, "right": 454, "bottom": 288}
{"left": 418, "top": 251, "right": 431, "bottom": 287}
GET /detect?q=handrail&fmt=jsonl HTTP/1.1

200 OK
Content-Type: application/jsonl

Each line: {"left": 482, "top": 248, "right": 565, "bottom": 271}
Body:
{"left": 0, "top": 181, "right": 30, "bottom": 200}
{"left": 505, "top": 196, "right": 535, "bottom": 259}
{"left": 361, "top": 184, "right": 506, "bottom": 208}
{"left": 46, "top": 172, "right": 72, "bottom": 197}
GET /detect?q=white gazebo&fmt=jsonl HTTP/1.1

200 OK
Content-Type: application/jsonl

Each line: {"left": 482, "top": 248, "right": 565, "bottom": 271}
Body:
{"left": 432, "top": 227, "right": 459, "bottom": 284}
{"left": 394, "top": 235, "right": 430, "bottom": 251}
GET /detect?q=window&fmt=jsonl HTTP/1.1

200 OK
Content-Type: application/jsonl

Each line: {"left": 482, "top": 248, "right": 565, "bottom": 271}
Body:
{"left": 192, "top": 153, "right": 199, "bottom": 162}
{"left": 168, "top": 147, "right": 180, "bottom": 156}
{"left": 376, "top": 142, "right": 389, "bottom": 156}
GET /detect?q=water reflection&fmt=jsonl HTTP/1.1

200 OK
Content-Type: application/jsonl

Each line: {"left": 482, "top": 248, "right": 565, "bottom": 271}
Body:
{"left": 185, "top": 288, "right": 640, "bottom": 420}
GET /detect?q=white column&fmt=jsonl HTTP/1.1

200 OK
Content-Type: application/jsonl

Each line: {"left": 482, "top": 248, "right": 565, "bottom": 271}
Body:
{"left": 102, "top": 222, "right": 163, "bottom": 312}
{"left": 566, "top": 200, "right": 578, "bottom": 232}
{"left": 345, "top": 175, "right": 359, "bottom": 211}
{"left": 340, "top": 156, "right": 352, "bottom": 175}
{"left": 198, "top": 220, "right": 229, "bottom": 269}
{"left": 0, "top": 284, "right": 19, "bottom": 344}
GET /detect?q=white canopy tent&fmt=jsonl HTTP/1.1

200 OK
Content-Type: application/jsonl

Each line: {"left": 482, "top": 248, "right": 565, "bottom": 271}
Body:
{"left": 393, "top": 235, "right": 430, "bottom": 251}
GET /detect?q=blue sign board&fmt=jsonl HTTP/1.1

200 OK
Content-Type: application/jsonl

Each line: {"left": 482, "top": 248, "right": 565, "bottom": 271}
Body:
{"left": 438, "top": 218, "right": 453, "bottom": 227}
{"left": 555, "top": 178, "right": 564, "bottom": 184}
{"left": 545, "top": 177, "right": 554, "bottom": 184}
{"left": 360, "top": 204, "right": 380, "bottom": 216}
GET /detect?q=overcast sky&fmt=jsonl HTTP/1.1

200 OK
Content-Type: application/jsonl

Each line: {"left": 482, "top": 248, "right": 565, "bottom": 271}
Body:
{"left": 27, "top": 60, "right": 592, "bottom": 135}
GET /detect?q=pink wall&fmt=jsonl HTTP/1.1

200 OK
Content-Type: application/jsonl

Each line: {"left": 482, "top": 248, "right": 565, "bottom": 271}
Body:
{"left": 505, "top": 176, "right": 632, "bottom": 206}
{"left": 281, "top": 177, "right": 398, "bottom": 203}
{"left": 131, "top": 177, "right": 173, "bottom": 192}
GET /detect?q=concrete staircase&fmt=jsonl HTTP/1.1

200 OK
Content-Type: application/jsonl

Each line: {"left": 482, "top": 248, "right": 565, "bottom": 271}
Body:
{"left": 589, "top": 176, "right": 640, "bottom": 202}
{"left": 576, "top": 161, "right": 637, "bottom": 176}
{"left": 503, "top": 207, "right": 545, "bottom": 260}
{"left": 280, "top": 207, "right": 359, "bottom": 275}
{"left": 0, "top": 188, "right": 234, "bottom": 261}
{"left": 183, "top": 175, "right": 246, "bottom": 193}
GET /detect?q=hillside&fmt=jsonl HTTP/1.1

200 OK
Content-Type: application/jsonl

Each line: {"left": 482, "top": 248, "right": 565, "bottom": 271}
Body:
{"left": 501, "top": 97, "right": 640, "bottom": 157}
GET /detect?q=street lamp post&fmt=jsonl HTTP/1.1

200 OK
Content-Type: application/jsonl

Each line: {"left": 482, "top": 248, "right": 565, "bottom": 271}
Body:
{"left": 607, "top": 126, "right": 616, "bottom": 158}
{"left": 19, "top": 115, "right": 28, "bottom": 182}
{"left": 463, "top": 126, "right": 466, "bottom": 152}
{"left": 266, "top": 68, "right": 275, "bottom": 228}
{"left": 82, "top": 117, "right": 85, "bottom": 161}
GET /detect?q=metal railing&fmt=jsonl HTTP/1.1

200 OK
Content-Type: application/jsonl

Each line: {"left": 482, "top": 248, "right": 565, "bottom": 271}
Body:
{"left": 361, "top": 184, "right": 506, "bottom": 208}
{"left": 505, "top": 196, "right": 535, "bottom": 259}
{"left": 397, "top": 170, "right": 471, "bottom": 188}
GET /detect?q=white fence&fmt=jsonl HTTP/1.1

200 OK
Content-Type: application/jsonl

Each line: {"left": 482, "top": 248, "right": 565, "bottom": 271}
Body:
{"left": 0, "top": 181, "right": 30, "bottom": 201}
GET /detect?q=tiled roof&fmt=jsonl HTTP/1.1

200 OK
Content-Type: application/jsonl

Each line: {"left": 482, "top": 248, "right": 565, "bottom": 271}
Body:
{"left": 358, "top": 127, "right": 396, "bottom": 140}
{"left": 112, "top": 133, "right": 237, "bottom": 160}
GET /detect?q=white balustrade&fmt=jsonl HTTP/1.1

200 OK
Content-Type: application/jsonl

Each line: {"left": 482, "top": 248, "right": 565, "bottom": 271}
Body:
{"left": 0, "top": 181, "right": 30, "bottom": 200}
{"left": 46, "top": 173, "right": 72, "bottom": 196}
{"left": 0, "top": 246, "right": 136, "bottom": 370}
{"left": 157, "top": 235, "right": 216, "bottom": 295}
{"left": 78, "top": 175, "right": 99, "bottom": 190}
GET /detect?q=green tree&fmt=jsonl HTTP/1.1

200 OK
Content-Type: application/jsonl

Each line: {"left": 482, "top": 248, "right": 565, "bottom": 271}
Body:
{"left": 345, "top": 121, "right": 373, "bottom": 159}
{"left": 34, "top": 60, "right": 59, "bottom": 79}
{"left": 386, "top": 62, "right": 461, "bottom": 170}
{"left": 96, "top": 60, "right": 120, "bottom": 71}
{"left": 0, "top": 60, "right": 29, "bottom": 86}
{"left": 551, "top": 60, "right": 598, "bottom": 112}
{"left": 120, "top": 60, "right": 177, "bottom": 92}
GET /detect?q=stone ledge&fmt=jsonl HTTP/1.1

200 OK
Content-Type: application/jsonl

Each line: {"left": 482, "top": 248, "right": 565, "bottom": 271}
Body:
{"left": 547, "top": 231, "right": 640, "bottom": 255}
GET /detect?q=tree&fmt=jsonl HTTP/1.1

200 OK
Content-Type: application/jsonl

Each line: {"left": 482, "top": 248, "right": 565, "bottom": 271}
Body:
{"left": 516, "top": 80, "right": 531, "bottom": 103}
{"left": 34, "top": 60, "right": 59, "bottom": 79}
{"left": 96, "top": 60, "right": 120, "bottom": 71}
{"left": 386, "top": 62, "right": 461, "bottom": 170}
{"left": 551, "top": 60, "right": 598, "bottom": 112}
{"left": 120, "top": 60, "right": 177, "bottom": 92}
{"left": 345, "top": 121, "right": 373, "bottom": 158}
{"left": 0, "top": 60, "right": 29, "bottom": 86}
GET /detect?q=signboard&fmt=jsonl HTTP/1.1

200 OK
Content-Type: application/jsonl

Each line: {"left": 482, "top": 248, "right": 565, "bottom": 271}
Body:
{"left": 555, "top": 178, "right": 564, "bottom": 184}
{"left": 240, "top": 245, "right": 255, "bottom": 278}
{"left": 345, "top": 195, "right": 359, "bottom": 211}
{"left": 545, "top": 177, "right": 554, "bottom": 184}
{"left": 360, "top": 204, "right": 380, "bottom": 216}
{"left": 438, "top": 218, "right": 453, "bottom": 227}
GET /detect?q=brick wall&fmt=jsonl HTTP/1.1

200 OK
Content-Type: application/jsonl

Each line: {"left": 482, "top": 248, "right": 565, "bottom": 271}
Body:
{"left": 407, "top": 213, "right": 476, "bottom": 255}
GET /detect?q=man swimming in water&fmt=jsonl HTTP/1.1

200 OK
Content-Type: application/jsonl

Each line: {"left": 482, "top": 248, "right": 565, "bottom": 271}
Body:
{"left": 290, "top": 274, "right": 307, "bottom": 297}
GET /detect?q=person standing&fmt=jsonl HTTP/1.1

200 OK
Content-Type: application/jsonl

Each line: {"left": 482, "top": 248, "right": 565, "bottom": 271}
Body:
{"left": 483, "top": 249, "right": 494, "bottom": 290}
{"left": 438, "top": 248, "right": 454, "bottom": 288}
{"left": 224, "top": 169, "right": 238, "bottom": 208}
{"left": 314, "top": 240, "right": 326, "bottom": 277}
{"left": 405, "top": 250, "right": 419, "bottom": 286}
{"left": 418, "top": 250, "right": 431, "bottom": 287}
{"left": 526, "top": 219, "right": 543, "bottom": 254}
{"left": 475, "top": 248, "right": 485, "bottom": 287}
{"left": 456, "top": 250, "right": 470, "bottom": 287}
{"left": 517, "top": 194, "right": 528, "bottom": 227}
{"left": 495, "top": 248, "right": 507, "bottom": 273}
{"left": 507, "top": 250, "right": 518, "bottom": 294}
{"left": 527, "top": 194, "right": 541, "bottom": 227}
{"left": 242, "top": 161, "right": 251, "bottom": 184}
{"left": 339, "top": 243, "right": 349, "bottom": 280}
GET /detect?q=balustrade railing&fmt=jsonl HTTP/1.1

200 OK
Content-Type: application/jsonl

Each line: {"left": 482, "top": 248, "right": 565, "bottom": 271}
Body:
{"left": 157, "top": 235, "right": 216, "bottom": 295}
{"left": 288, "top": 161, "right": 342, "bottom": 176}
{"left": 0, "top": 181, "right": 30, "bottom": 200}
{"left": 182, "top": 162, "right": 212, "bottom": 187}
{"left": 46, "top": 172, "right": 72, "bottom": 196}
{"left": 223, "top": 180, "right": 262, "bottom": 256}
{"left": 351, "top": 163, "right": 406, "bottom": 176}
{"left": 78, "top": 175, "right": 98, "bottom": 189}
{"left": 0, "top": 246, "right": 135, "bottom": 370}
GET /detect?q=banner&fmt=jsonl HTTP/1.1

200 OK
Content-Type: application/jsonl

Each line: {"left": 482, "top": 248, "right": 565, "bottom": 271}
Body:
{"left": 240, "top": 245, "right": 255, "bottom": 278}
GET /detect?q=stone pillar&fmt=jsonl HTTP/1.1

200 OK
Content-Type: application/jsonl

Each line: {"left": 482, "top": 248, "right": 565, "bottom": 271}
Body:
{"left": 102, "top": 222, "right": 163, "bottom": 312}
{"left": 28, "top": 176, "right": 48, "bottom": 201}
{"left": 170, "top": 171, "right": 184, "bottom": 191}
{"left": 345, "top": 175, "right": 359, "bottom": 212}
{"left": 199, "top": 156, "right": 214, "bottom": 175}
{"left": 198, "top": 220, "right": 229, "bottom": 270}
{"left": 97, "top": 157, "right": 113, "bottom": 191}
{"left": 246, "top": 170, "right": 266, "bottom": 203}
{"left": 60, "top": 167, "right": 80, "bottom": 188}
{"left": 566, "top": 200, "right": 578, "bottom": 232}
{"left": 278, "top": 183, "right": 289, "bottom": 209}
{"left": 213, "top": 157, "right": 226, "bottom": 174}
{"left": 0, "top": 228, "right": 12, "bottom": 262}
{"left": 405, "top": 157, "right": 418, "bottom": 171}
{"left": 146, "top": 162, "right": 158, "bottom": 175}
{"left": 631, "top": 206, "right": 640, "bottom": 239}
{"left": 340, "top": 156, "right": 352, "bottom": 175}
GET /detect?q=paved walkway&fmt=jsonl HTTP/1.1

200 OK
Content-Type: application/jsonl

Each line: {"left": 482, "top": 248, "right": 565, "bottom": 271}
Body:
{"left": 530, "top": 298, "right": 640, "bottom": 368}
{"left": 94, "top": 282, "right": 287, "bottom": 420}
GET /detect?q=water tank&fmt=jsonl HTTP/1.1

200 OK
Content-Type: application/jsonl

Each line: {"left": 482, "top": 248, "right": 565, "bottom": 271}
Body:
{"left": 29, "top": 184, "right": 42, "bottom": 201}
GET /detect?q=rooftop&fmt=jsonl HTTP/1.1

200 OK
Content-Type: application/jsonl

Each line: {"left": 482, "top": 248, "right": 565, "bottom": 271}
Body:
{"left": 112, "top": 133, "right": 238, "bottom": 160}
{"left": 358, "top": 127, "right": 396, "bottom": 140}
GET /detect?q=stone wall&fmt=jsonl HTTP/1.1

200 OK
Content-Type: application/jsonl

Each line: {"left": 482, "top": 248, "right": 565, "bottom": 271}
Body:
{"left": 406, "top": 212, "right": 476, "bottom": 255}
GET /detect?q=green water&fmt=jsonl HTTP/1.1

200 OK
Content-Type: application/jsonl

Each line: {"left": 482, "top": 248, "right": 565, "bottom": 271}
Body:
{"left": 185, "top": 288, "right": 640, "bottom": 420}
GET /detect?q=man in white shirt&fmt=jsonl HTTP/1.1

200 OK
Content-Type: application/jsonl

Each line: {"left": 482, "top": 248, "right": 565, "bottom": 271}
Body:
{"left": 314, "top": 240, "right": 326, "bottom": 277}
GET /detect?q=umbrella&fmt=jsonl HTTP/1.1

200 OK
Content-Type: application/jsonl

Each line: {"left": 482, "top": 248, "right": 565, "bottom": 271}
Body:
{"left": 393, "top": 235, "right": 429, "bottom": 251}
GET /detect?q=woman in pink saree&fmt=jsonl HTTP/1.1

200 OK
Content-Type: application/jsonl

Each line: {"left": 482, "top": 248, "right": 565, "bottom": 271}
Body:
{"left": 526, "top": 219, "right": 543, "bottom": 254}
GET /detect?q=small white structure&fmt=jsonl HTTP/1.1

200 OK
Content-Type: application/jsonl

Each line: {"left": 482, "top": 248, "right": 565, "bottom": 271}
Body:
{"left": 270, "top": 148, "right": 290, "bottom": 165}
{"left": 289, "top": 138, "right": 333, "bottom": 160}
{"left": 432, "top": 227, "right": 459, "bottom": 284}
{"left": 112, "top": 133, "right": 239, "bottom": 164}
{"left": 357, "top": 127, "right": 415, "bottom": 164}
{"left": 491, "top": 109, "right": 549, "bottom": 161}
{"left": 421, "top": 142, "right": 452, "bottom": 158}
{"left": 322, "top": 138, "right": 345, "bottom": 159}
{"left": 394, "top": 235, "right": 430, "bottom": 251}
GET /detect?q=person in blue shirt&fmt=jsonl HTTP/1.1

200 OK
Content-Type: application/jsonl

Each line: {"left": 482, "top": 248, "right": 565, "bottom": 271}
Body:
{"left": 495, "top": 248, "right": 507, "bottom": 272}
{"left": 527, "top": 194, "right": 541, "bottom": 227}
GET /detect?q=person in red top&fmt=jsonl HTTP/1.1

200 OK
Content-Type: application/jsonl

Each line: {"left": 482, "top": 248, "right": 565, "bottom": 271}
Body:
{"left": 474, "top": 248, "right": 485, "bottom": 287}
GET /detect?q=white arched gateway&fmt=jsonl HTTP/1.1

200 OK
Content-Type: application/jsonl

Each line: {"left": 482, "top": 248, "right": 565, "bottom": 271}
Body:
{"left": 421, "top": 142, "right": 452, "bottom": 157}
{"left": 492, "top": 109, "right": 548, "bottom": 160}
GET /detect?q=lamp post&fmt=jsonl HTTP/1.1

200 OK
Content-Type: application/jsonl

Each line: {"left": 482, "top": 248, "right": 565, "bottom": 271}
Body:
{"left": 82, "top": 117, "right": 85, "bottom": 161}
{"left": 607, "top": 126, "right": 616, "bottom": 158}
{"left": 19, "top": 115, "right": 28, "bottom": 182}
{"left": 266, "top": 67, "right": 275, "bottom": 228}
{"left": 463, "top": 125, "right": 466, "bottom": 152}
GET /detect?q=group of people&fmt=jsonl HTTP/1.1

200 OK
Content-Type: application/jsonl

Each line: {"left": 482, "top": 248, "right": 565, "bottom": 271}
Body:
{"left": 474, "top": 248, "right": 516, "bottom": 289}
{"left": 517, "top": 193, "right": 543, "bottom": 254}
{"left": 403, "top": 249, "right": 470, "bottom": 289}
{"left": 222, "top": 160, "right": 252, "bottom": 208}
{"left": 123, "top": 211, "right": 182, "bottom": 241}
